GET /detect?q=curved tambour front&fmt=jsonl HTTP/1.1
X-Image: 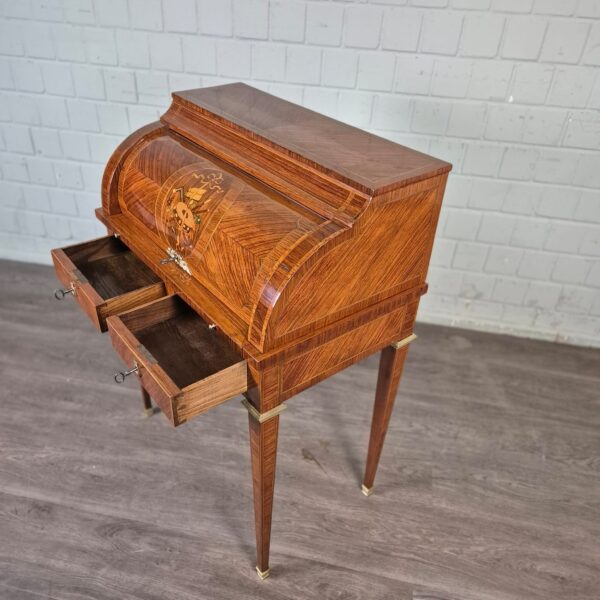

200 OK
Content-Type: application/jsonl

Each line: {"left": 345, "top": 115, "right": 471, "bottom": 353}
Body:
{"left": 102, "top": 127, "right": 345, "bottom": 350}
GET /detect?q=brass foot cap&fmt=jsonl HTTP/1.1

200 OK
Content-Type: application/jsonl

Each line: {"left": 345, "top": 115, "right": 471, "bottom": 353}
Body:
{"left": 361, "top": 484, "right": 373, "bottom": 497}
{"left": 256, "top": 566, "right": 270, "bottom": 580}
{"left": 144, "top": 407, "right": 154, "bottom": 417}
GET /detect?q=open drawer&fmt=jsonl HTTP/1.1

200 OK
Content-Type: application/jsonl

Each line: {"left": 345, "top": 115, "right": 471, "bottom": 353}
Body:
{"left": 51, "top": 236, "right": 166, "bottom": 332}
{"left": 107, "top": 295, "right": 248, "bottom": 426}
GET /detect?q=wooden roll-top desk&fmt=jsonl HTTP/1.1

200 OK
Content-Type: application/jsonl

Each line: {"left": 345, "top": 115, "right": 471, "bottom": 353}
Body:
{"left": 51, "top": 82, "right": 452, "bottom": 579}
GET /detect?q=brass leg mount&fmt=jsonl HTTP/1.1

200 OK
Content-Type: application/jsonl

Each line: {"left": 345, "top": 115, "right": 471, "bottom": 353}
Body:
{"left": 256, "top": 566, "right": 270, "bottom": 580}
{"left": 241, "top": 397, "right": 286, "bottom": 423}
{"left": 390, "top": 333, "right": 417, "bottom": 350}
{"left": 361, "top": 484, "right": 374, "bottom": 496}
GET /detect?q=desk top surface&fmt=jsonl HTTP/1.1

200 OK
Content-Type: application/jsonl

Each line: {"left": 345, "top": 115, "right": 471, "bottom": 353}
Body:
{"left": 174, "top": 83, "right": 451, "bottom": 195}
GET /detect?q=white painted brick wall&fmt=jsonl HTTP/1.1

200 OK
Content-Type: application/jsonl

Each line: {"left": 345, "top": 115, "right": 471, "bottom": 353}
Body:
{"left": 0, "top": 0, "right": 599, "bottom": 348}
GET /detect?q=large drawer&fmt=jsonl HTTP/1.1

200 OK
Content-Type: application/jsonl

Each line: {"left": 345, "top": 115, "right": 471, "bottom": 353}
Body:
{"left": 107, "top": 295, "right": 248, "bottom": 426}
{"left": 51, "top": 236, "right": 167, "bottom": 332}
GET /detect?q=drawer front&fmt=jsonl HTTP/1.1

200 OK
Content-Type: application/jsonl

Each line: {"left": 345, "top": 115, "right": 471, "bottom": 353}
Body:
{"left": 107, "top": 295, "right": 248, "bottom": 426}
{"left": 52, "top": 247, "right": 106, "bottom": 328}
{"left": 51, "top": 236, "right": 166, "bottom": 332}
{"left": 107, "top": 314, "right": 180, "bottom": 422}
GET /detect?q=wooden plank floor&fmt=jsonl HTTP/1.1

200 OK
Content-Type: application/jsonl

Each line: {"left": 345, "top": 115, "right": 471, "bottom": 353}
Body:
{"left": 1, "top": 259, "right": 599, "bottom": 600}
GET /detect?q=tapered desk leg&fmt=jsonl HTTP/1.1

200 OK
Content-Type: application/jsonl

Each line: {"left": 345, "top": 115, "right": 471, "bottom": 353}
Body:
{"left": 243, "top": 367, "right": 286, "bottom": 579}
{"left": 362, "top": 336, "right": 414, "bottom": 496}
{"left": 140, "top": 383, "right": 153, "bottom": 417}
{"left": 248, "top": 413, "right": 280, "bottom": 579}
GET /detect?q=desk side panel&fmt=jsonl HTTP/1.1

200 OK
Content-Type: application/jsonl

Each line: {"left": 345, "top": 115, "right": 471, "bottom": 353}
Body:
{"left": 262, "top": 174, "right": 448, "bottom": 351}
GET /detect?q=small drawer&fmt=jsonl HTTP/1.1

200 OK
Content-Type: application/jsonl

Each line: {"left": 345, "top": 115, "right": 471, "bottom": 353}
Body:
{"left": 51, "top": 236, "right": 166, "bottom": 332}
{"left": 107, "top": 295, "right": 248, "bottom": 426}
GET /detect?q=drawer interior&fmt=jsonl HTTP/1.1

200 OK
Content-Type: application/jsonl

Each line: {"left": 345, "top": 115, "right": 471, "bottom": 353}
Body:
{"left": 119, "top": 296, "right": 243, "bottom": 389}
{"left": 63, "top": 237, "right": 160, "bottom": 300}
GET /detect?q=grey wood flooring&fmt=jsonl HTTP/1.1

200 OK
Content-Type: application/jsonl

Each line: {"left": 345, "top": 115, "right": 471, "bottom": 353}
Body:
{"left": 1, "top": 259, "right": 599, "bottom": 600}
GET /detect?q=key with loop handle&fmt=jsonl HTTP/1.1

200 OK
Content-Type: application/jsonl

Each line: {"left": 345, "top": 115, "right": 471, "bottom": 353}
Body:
{"left": 54, "top": 286, "right": 75, "bottom": 299}
{"left": 114, "top": 363, "right": 139, "bottom": 383}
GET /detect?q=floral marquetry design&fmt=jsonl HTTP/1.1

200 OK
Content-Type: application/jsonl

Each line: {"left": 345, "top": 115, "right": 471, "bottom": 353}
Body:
{"left": 155, "top": 164, "right": 231, "bottom": 258}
